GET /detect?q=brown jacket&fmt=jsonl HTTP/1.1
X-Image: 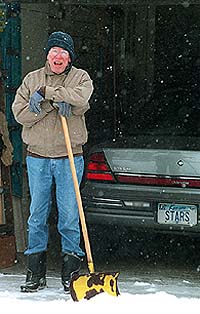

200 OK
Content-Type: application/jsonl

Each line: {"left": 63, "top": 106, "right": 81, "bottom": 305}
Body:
{"left": 12, "top": 62, "right": 93, "bottom": 157}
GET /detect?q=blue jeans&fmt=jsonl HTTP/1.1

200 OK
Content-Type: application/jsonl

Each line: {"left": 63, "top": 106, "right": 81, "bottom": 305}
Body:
{"left": 25, "top": 156, "right": 85, "bottom": 257}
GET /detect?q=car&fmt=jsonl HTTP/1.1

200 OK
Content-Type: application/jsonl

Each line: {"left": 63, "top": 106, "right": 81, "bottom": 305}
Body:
{"left": 82, "top": 88, "right": 200, "bottom": 236}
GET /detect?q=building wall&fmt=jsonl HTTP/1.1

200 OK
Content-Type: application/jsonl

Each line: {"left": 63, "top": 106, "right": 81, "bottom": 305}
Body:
{"left": 13, "top": 3, "right": 49, "bottom": 252}
{"left": 21, "top": 3, "right": 49, "bottom": 76}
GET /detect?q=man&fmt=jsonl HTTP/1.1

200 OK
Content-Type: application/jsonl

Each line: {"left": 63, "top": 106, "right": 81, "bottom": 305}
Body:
{"left": 12, "top": 31, "right": 94, "bottom": 292}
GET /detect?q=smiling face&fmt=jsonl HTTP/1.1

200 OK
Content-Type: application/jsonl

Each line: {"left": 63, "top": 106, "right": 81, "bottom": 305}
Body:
{"left": 47, "top": 47, "right": 71, "bottom": 74}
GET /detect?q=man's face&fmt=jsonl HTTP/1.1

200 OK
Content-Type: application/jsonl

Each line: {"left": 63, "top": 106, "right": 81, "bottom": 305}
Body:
{"left": 47, "top": 47, "right": 71, "bottom": 74}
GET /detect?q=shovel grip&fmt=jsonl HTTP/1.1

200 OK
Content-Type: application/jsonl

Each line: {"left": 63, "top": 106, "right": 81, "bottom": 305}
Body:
{"left": 60, "top": 116, "right": 94, "bottom": 269}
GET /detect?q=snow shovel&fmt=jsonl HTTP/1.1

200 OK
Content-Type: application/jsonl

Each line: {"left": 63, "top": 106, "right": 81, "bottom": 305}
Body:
{"left": 60, "top": 115, "right": 120, "bottom": 301}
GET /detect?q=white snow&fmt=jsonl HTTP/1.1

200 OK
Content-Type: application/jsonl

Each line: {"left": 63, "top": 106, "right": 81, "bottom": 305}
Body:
{"left": 1, "top": 273, "right": 200, "bottom": 313}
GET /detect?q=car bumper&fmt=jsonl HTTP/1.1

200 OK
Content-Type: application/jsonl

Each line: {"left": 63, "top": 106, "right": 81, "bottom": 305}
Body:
{"left": 82, "top": 182, "right": 200, "bottom": 235}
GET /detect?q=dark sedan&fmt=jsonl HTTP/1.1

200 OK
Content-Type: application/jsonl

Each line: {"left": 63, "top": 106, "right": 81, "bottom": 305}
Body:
{"left": 82, "top": 88, "right": 200, "bottom": 236}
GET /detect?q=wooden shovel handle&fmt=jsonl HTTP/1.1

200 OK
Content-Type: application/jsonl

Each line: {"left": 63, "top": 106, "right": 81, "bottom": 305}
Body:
{"left": 60, "top": 116, "right": 94, "bottom": 273}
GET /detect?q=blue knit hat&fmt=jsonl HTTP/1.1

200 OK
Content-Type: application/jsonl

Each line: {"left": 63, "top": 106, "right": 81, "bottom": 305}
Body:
{"left": 46, "top": 31, "right": 75, "bottom": 63}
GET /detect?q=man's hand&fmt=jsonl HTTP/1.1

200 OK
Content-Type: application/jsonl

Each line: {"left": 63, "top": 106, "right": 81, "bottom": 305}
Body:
{"left": 57, "top": 102, "right": 72, "bottom": 117}
{"left": 29, "top": 91, "right": 44, "bottom": 114}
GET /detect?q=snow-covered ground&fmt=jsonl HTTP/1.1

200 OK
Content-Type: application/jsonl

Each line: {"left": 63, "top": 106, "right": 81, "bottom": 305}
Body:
{"left": 1, "top": 270, "right": 200, "bottom": 314}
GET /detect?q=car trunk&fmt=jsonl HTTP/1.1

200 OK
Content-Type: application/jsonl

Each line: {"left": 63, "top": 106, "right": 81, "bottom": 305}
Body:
{"left": 104, "top": 148, "right": 200, "bottom": 177}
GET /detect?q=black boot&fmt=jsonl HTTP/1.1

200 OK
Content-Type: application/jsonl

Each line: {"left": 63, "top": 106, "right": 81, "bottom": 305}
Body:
{"left": 21, "top": 251, "right": 47, "bottom": 292}
{"left": 61, "top": 253, "right": 82, "bottom": 292}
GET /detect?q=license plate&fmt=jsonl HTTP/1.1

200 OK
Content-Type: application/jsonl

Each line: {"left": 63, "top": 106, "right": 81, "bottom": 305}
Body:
{"left": 157, "top": 203, "right": 197, "bottom": 226}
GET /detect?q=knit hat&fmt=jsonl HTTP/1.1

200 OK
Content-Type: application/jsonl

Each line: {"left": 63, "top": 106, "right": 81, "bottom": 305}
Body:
{"left": 45, "top": 31, "right": 75, "bottom": 63}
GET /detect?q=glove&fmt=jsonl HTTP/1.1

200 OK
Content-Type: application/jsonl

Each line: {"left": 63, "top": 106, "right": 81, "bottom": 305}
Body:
{"left": 29, "top": 91, "right": 44, "bottom": 114}
{"left": 57, "top": 102, "right": 72, "bottom": 117}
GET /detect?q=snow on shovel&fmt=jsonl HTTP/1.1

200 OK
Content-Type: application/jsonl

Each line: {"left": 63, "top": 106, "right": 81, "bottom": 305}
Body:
{"left": 60, "top": 115, "right": 120, "bottom": 301}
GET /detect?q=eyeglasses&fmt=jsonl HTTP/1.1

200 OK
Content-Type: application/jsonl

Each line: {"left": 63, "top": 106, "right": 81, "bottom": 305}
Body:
{"left": 49, "top": 48, "right": 69, "bottom": 57}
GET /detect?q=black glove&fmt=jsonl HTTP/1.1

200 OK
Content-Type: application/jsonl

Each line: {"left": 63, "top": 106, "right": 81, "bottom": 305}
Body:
{"left": 57, "top": 102, "right": 72, "bottom": 117}
{"left": 29, "top": 91, "right": 44, "bottom": 114}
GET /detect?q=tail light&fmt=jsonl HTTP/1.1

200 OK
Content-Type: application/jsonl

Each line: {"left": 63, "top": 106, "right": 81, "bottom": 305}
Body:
{"left": 116, "top": 174, "right": 200, "bottom": 188}
{"left": 86, "top": 152, "right": 115, "bottom": 182}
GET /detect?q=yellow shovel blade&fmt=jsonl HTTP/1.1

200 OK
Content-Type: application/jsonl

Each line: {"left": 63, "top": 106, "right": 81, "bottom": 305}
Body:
{"left": 69, "top": 272, "right": 120, "bottom": 301}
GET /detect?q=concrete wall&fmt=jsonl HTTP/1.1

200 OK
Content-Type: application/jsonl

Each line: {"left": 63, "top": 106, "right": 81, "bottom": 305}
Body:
{"left": 21, "top": 3, "right": 49, "bottom": 76}
{"left": 14, "top": 3, "right": 50, "bottom": 252}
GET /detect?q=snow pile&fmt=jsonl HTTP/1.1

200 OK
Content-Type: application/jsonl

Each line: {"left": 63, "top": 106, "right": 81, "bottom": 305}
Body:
{"left": 0, "top": 291, "right": 200, "bottom": 314}
{"left": 0, "top": 274, "right": 200, "bottom": 313}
